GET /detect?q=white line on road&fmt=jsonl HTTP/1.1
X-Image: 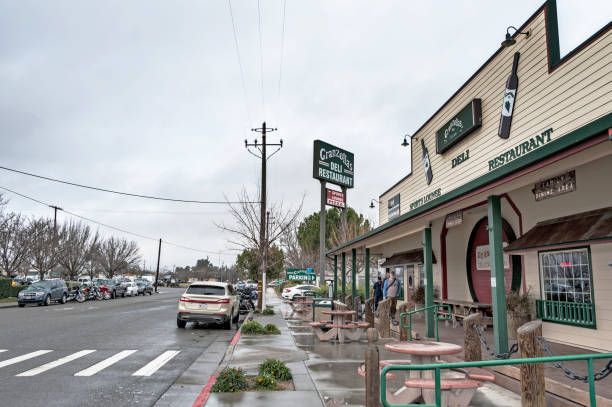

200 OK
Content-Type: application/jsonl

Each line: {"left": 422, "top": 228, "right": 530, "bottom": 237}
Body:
{"left": 131, "top": 350, "right": 180, "bottom": 376}
{"left": 0, "top": 350, "right": 53, "bottom": 369}
{"left": 16, "top": 350, "right": 96, "bottom": 376}
{"left": 74, "top": 350, "right": 137, "bottom": 377}
{"left": 0, "top": 350, "right": 6, "bottom": 353}
{"left": 87, "top": 306, "right": 98, "bottom": 310}
{"left": 54, "top": 307, "right": 74, "bottom": 311}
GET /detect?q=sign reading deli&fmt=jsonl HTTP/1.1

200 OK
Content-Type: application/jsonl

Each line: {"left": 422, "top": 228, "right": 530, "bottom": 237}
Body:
{"left": 488, "top": 128, "right": 553, "bottom": 171}
{"left": 436, "top": 99, "right": 482, "bottom": 154}
{"left": 326, "top": 188, "right": 346, "bottom": 208}
{"left": 387, "top": 194, "right": 400, "bottom": 220}
{"left": 313, "top": 140, "right": 354, "bottom": 188}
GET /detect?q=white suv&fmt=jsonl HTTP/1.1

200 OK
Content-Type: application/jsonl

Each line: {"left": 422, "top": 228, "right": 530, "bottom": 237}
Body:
{"left": 177, "top": 282, "right": 239, "bottom": 329}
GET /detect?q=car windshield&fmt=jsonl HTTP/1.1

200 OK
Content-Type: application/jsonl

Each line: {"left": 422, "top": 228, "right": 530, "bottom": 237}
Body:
{"left": 186, "top": 285, "right": 225, "bottom": 296}
{"left": 30, "top": 281, "right": 49, "bottom": 289}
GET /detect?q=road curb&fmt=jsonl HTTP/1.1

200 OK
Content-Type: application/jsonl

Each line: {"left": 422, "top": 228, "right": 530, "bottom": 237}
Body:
{"left": 0, "top": 302, "right": 18, "bottom": 309}
{"left": 192, "top": 310, "right": 253, "bottom": 407}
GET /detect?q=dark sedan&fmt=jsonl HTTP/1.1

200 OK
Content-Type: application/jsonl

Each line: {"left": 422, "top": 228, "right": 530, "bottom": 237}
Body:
{"left": 135, "top": 280, "right": 154, "bottom": 296}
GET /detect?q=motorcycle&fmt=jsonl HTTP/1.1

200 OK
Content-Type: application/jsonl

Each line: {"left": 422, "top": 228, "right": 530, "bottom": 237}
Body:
{"left": 238, "top": 291, "right": 255, "bottom": 314}
{"left": 97, "top": 285, "right": 112, "bottom": 300}
{"left": 82, "top": 285, "right": 104, "bottom": 301}
{"left": 66, "top": 286, "right": 86, "bottom": 303}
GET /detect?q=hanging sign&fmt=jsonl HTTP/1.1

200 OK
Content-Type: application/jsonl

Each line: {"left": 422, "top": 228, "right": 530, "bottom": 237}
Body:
{"left": 445, "top": 211, "right": 463, "bottom": 228}
{"left": 326, "top": 188, "right": 346, "bottom": 208}
{"left": 498, "top": 52, "right": 520, "bottom": 139}
{"left": 387, "top": 194, "right": 400, "bottom": 220}
{"left": 421, "top": 139, "right": 433, "bottom": 185}
{"left": 313, "top": 140, "right": 354, "bottom": 188}
{"left": 436, "top": 99, "right": 482, "bottom": 154}
{"left": 533, "top": 170, "right": 576, "bottom": 201}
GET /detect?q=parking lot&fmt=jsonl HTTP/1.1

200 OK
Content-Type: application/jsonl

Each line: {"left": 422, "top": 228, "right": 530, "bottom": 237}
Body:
{"left": 0, "top": 287, "right": 236, "bottom": 407}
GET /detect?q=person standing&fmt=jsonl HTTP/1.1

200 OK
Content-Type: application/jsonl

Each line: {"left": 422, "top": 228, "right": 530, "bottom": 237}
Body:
{"left": 373, "top": 276, "right": 383, "bottom": 310}
{"left": 387, "top": 271, "right": 400, "bottom": 324}
{"left": 382, "top": 270, "right": 391, "bottom": 299}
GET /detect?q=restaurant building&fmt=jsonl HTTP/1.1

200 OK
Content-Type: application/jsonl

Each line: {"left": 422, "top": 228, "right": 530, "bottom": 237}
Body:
{"left": 329, "top": 0, "right": 611, "bottom": 353}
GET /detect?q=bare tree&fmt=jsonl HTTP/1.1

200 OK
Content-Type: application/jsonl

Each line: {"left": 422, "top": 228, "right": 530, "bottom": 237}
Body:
{"left": 0, "top": 211, "right": 29, "bottom": 277}
{"left": 280, "top": 223, "right": 316, "bottom": 270}
{"left": 26, "top": 218, "right": 62, "bottom": 280}
{"left": 58, "top": 221, "right": 99, "bottom": 281}
{"left": 217, "top": 188, "right": 302, "bottom": 299}
{"left": 97, "top": 237, "right": 140, "bottom": 278}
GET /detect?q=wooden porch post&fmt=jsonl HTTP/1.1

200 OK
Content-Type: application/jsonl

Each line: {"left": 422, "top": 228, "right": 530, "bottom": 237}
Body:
{"left": 365, "top": 248, "right": 371, "bottom": 299}
{"left": 352, "top": 248, "right": 357, "bottom": 298}
{"left": 333, "top": 255, "right": 338, "bottom": 300}
{"left": 341, "top": 252, "right": 346, "bottom": 297}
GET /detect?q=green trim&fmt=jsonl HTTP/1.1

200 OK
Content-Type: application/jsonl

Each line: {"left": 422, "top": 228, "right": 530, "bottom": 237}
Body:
{"left": 423, "top": 228, "right": 435, "bottom": 338}
{"left": 488, "top": 196, "right": 509, "bottom": 354}
{"left": 545, "top": 0, "right": 561, "bottom": 68}
{"left": 333, "top": 255, "right": 338, "bottom": 300}
{"left": 536, "top": 246, "right": 597, "bottom": 329}
{"left": 365, "top": 248, "right": 371, "bottom": 299}
{"left": 351, "top": 248, "right": 357, "bottom": 298}
{"left": 341, "top": 252, "right": 346, "bottom": 296}
{"left": 329, "top": 113, "right": 612, "bottom": 255}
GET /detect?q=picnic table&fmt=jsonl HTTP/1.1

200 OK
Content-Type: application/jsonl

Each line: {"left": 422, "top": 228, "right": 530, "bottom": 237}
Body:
{"left": 435, "top": 299, "right": 491, "bottom": 324}
{"left": 384, "top": 341, "right": 476, "bottom": 406}
{"left": 309, "top": 310, "right": 368, "bottom": 343}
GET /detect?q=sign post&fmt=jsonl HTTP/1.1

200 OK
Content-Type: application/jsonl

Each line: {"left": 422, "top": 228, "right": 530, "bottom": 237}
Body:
{"left": 313, "top": 140, "right": 354, "bottom": 285}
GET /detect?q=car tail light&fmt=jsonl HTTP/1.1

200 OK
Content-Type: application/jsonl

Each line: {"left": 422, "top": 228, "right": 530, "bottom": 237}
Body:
{"left": 180, "top": 297, "right": 230, "bottom": 304}
{"left": 283, "top": 288, "right": 290, "bottom": 293}
{"left": 216, "top": 298, "right": 230, "bottom": 304}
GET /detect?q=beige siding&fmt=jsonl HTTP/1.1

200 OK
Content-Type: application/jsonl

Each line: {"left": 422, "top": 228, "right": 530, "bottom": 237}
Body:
{"left": 379, "top": 10, "right": 611, "bottom": 225}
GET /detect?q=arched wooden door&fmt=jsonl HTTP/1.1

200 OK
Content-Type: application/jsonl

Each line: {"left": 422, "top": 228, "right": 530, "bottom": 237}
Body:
{"left": 466, "top": 217, "right": 521, "bottom": 303}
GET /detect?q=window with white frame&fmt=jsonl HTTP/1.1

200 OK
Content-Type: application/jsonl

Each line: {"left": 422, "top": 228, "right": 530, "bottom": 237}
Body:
{"left": 539, "top": 248, "right": 592, "bottom": 303}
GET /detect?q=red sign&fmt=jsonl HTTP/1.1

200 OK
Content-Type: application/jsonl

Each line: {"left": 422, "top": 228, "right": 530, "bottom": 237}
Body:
{"left": 326, "top": 189, "right": 345, "bottom": 208}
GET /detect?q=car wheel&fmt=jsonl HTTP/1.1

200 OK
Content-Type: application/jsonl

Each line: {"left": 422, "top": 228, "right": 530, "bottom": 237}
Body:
{"left": 43, "top": 295, "right": 51, "bottom": 306}
{"left": 224, "top": 316, "right": 232, "bottom": 330}
{"left": 232, "top": 310, "right": 239, "bottom": 323}
{"left": 111, "top": 290, "right": 116, "bottom": 299}
{"left": 60, "top": 294, "right": 67, "bottom": 304}
{"left": 122, "top": 291, "right": 125, "bottom": 298}
{"left": 18, "top": 303, "right": 25, "bottom": 308}
{"left": 177, "top": 318, "right": 187, "bottom": 329}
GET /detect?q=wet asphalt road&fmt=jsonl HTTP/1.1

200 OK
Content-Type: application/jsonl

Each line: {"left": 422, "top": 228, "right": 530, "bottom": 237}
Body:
{"left": 0, "top": 288, "right": 233, "bottom": 407}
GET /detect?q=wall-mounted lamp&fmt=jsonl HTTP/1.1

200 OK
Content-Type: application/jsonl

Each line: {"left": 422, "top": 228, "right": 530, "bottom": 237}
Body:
{"left": 369, "top": 199, "right": 378, "bottom": 209}
{"left": 502, "top": 26, "right": 530, "bottom": 48}
{"left": 401, "top": 134, "right": 417, "bottom": 147}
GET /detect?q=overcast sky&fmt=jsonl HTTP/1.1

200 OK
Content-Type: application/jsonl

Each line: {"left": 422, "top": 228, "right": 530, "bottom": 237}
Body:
{"left": 0, "top": 0, "right": 609, "bottom": 271}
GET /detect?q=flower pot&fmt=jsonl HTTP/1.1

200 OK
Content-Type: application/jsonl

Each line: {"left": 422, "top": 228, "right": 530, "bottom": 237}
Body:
{"left": 507, "top": 311, "right": 530, "bottom": 340}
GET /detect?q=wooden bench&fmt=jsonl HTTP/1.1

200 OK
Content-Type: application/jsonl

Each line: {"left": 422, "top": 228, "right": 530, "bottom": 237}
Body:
{"left": 442, "top": 355, "right": 496, "bottom": 382}
{"left": 356, "top": 322, "right": 370, "bottom": 329}
{"left": 405, "top": 378, "right": 481, "bottom": 407}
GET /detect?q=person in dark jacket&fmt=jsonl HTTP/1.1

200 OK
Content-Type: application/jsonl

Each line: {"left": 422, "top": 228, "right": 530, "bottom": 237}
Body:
{"left": 373, "top": 276, "right": 383, "bottom": 310}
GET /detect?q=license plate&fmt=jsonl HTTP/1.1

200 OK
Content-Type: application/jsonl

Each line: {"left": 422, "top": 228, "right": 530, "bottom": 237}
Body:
{"left": 198, "top": 304, "right": 207, "bottom": 309}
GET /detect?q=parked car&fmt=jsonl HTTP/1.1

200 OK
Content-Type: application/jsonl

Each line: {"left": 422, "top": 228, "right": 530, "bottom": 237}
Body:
{"left": 17, "top": 279, "right": 69, "bottom": 307}
{"left": 124, "top": 282, "right": 139, "bottom": 296}
{"left": 25, "top": 271, "right": 40, "bottom": 284}
{"left": 77, "top": 276, "right": 91, "bottom": 285}
{"left": 177, "top": 281, "right": 239, "bottom": 329}
{"left": 281, "top": 284, "right": 318, "bottom": 301}
{"left": 135, "top": 280, "right": 153, "bottom": 296}
{"left": 93, "top": 278, "right": 127, "bottom": 298}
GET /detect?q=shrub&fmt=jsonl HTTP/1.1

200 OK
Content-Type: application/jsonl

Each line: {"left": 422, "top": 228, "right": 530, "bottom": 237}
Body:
{"left": 0, "top": 279, "right": 25, "bottom": 299}
{"left": 254, "top": 373, "right": 277, "bottom": 390}
{"left": 262, "top": 308, "right": 274, "bottom": 315}
{"left": 263, "top": 323, "right": 280, "bottom": 335}
{"left": 241, "top": 320, "right": 265, "bottom": 335}
{"left": 211, "top": 367, "right": 248, "bottom": 393}
{"left": 259, "top": 359, "right": 292, "bottom": 381}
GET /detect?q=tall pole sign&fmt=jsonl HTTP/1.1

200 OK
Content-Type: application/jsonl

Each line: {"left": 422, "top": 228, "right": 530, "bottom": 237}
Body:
{"left": 313, "top": 140, "right": 354, "bottom": 286}
{"left": 499, "top": 52, "right": 520, "bottom": 139}
{"left": 421, "top": 139, "right": 433, "bottom": 185}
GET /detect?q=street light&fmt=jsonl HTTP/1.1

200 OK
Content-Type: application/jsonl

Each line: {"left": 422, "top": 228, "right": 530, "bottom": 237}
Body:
{"left": 369, "top": 199, "right": 379, "bottom": 209}
{"left": 501, "top": 26, "right": 530, "bottom": 47}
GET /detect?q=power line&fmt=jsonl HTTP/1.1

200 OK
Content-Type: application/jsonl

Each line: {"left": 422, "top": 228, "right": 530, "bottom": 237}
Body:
{"left": 0, "top": 185, "right": 231, "bottom": 256}
{"left": 257, "top": 0, "right": 265, "bottom": 115}
{"left": 0, "top": 165, "right": 259, "bottom": 204}
{"left": 227, "top": 0, "right": 252, "bottom": 128}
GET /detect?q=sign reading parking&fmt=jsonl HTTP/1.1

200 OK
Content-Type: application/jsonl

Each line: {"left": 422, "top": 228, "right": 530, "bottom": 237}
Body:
{"left": 286, "top": 268, "right": 316, "bottom": 282}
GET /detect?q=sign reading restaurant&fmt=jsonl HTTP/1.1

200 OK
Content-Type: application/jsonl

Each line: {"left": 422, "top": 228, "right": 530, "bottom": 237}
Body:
{"left": 313, "top": 140, "right": 354, "bottom": 188}
{"left": 436, "top": 99, "right": 482, "bottom": 154}
{"left": 488, "top": 128, "right": 553, "bottom": 171}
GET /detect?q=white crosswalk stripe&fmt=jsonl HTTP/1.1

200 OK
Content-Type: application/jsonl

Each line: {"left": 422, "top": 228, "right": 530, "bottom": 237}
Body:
{"left": 132, "top": 350, "right": 180, "bottom": 376}
{"left": 16, "top": 350, "right": 96, "bottom": 376}
{"left": 74, "top": 350, "right": 137, "bottom": 377}
{"left": 0, "top": 350, "right": 53, "bottom": 369}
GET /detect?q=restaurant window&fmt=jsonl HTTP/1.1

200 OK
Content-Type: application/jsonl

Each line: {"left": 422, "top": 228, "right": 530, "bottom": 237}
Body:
{"left": 539, "top": 248, "right": 592, "bottom": 303}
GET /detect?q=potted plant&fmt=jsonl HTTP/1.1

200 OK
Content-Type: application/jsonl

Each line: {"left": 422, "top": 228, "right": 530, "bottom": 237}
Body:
{"left": 506, "top": 289, "right": 533, "bottom": 340}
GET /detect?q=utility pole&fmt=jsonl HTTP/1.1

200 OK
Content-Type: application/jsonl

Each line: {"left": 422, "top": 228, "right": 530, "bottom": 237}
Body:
{"left": 49, "top": 205, "right": 62, "bottom": 235}
{"left": 245, "top": 122, "right": 283, "bottom": 311}
{"left": 154, "top": 238, "right": 161, "bottom": 293}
